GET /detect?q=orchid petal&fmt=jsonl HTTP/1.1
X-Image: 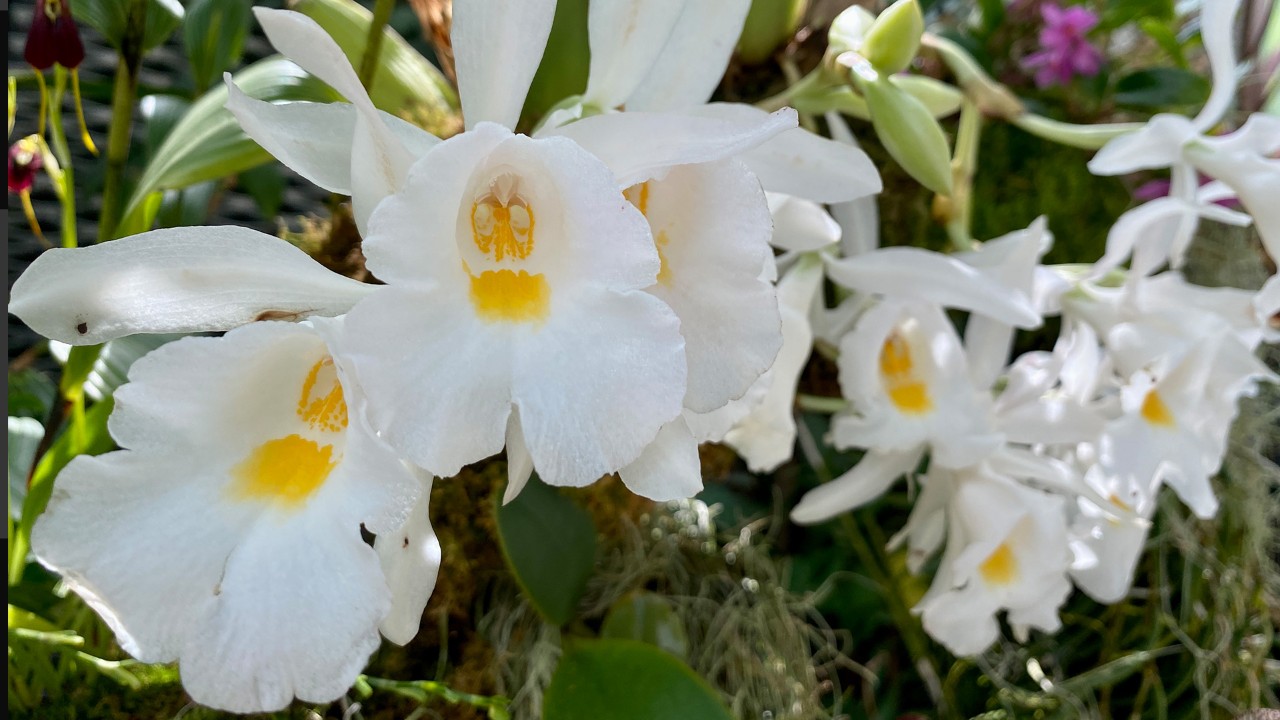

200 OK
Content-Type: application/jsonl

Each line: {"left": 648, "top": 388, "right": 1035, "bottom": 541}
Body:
{"left": 252, "top": 8, "right": 412, "bottom": 234}
{"left": 768, "top": 194, "right": 841, "bottom": 252}
{"left": 1193, "top": 0, "right": 1244, "bottom": 130}
{"left": 547, "top": 108, "right": 797, "bottom": 187}
{"left": 618, "top": 416, "right": 703, "bottom": 501}
{"left": 584, "top": 0, "right": 687, "bottom": 110}
{"left": 825, "top": 248, "right": 1042, "bottom": 327}
{"left": 451, "top": 0, "right": 555, "bottom": 129}
{"left": 10, "top": 227, "right": 372, "bottom": 345}
{"left": 627, "top": 0, "right": 752, "bottom": 111}
{"left": 225, "top": 80, "right": 440, "bottom": 196}
{"left": 374, "top": 470, "right": 440, "bottom": 646}
{"left": 790, "top": 449, "right": 922, "bottom": 524}
{"left": 503, "top": 411, "right": 534, "bottom": 505}
{"left": 1087, "top": 114, "right": 1195, "bottom": 175}
{"left": 688, "top": 103, "right": 882, "bottom": 203}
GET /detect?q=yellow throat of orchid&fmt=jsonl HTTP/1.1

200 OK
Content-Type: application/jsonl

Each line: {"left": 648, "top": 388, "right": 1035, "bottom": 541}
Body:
{"left": 978, "top": 542, "right": 1018, "bottom": 586}
{"left": 230, "top": 357, "right": 347, "bottom": 508}
{"left": 879, "top": 331, "right": 933, "bottom": 415}
{"left": 468, "top": 172, "right": 551, "bottom": 323}
{"left": 623, "top": 181, "right": 673, "bottom": 286}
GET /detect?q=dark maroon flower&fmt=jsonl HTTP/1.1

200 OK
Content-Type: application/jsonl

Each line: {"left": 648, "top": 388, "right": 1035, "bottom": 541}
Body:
{"left": 8, "top": 140, "right": 43, "bottom": 194}
{"left": 24, "top": 0, "right": 86, "bottom": 71}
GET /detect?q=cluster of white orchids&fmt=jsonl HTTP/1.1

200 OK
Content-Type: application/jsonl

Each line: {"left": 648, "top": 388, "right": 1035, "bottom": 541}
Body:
{"left": 6, "top": 0, "right": 1277, "bottom": 712}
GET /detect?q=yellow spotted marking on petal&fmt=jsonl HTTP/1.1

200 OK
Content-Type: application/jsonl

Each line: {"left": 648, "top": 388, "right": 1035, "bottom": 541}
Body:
{"left": 979, "top": 542, "right": 1018, "bottom": 586}
{"left": 879, "top": 332, "right": 933, "bottom": 415}
{"left": 1108, "top": 493, "right": 1133, "bottom": 512}
{"left": 470, "top": 269, "right": 551, "bottom": 323}
{"left": 231, "top": 434, "right": 337, "bottom": 507}
{"left": 1140, "top": 389, "right": 1175, "bottom": 427}
{"left": 297, "top": 357, "right": 347, "bottom": 432}
{"left": 655, "top": 230, "right": 673, "bottom": 286}
{"left": 471, "top": 172, "right": 535, "bottom": 262}
{"left": 624, "top": 182, "right": 674, "bottom": 287}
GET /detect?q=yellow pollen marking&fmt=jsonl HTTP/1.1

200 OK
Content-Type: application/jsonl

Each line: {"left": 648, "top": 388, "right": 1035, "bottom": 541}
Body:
{"left": 297, "top": 358, "right": 347, "bottom": 432}
{"left": 879, "top": 333, "right": 933, "bottom": 415}
{"left": 624, "top": 183, "right": 675, "bottom": 286}
{"left": 471, "top": 196, "right": 535, "bottom": 262}
{"left": 655, "top": 230, "right": 674, "bottom": 286}
{"left": 230, "top": 435, "right": 337, "bottom": 508}
{"left": 624, "top": 181, "right": 651, "bottom": 216}
{"left": 470, "top": 269, "right": 551, "bottom": 323}
{"left": 979, "top": 542, "right": 1018, "bottom": 585}
{"left": 1108, "top": 493, "right": 1133, "bottom": 512}
{"left": 1140, "top": 389, "right": 1175, "bottom": 427}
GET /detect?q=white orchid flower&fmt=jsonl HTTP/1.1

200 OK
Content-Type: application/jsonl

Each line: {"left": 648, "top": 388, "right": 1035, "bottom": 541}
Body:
{"left": 30, "top": 319, "right": 427, "bottom": 713}
{"left": 305, "top": 0, "right": 797, "bottom": 497}
{"left": 1100, "top": 324, "right": 1274, "bottom": 518}
{"left": 1088, "top": 0, "right": 1280, "bottom": 267}
{"left": 914, "top": 470, "right": 1073, "bottom": 656}
{"left": 1068, "top": 467, "right": 1155, "bottom": 604}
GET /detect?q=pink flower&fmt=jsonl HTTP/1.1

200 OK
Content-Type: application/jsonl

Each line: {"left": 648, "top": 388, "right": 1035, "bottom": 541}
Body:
{"left": 1023, "top": 3, "right": 1104, "bottom": 88}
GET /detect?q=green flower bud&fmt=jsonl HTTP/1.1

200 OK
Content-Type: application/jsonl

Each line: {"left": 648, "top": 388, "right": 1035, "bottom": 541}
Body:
{"left": 861, "top": 0, "right": 924, "bottom": 75}
{"left": 738, "top": 0, "right": 808, "bottom": 65}
{"left": 827, "top": 4, "right": 875, "bottom": 56}
{"left": 861, "top": 75, "right": 953, "bottom": 196}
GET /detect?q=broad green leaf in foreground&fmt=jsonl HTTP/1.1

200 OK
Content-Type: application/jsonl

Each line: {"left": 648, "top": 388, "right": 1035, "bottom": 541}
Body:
{"left": 116, "top": 57, "right": 338, "bottom": 236}
{"left": 544, "top": 639, "right": 733, "bottom": 720}
{"left": 495, "top": 476, "right": 597, "bottom": 626}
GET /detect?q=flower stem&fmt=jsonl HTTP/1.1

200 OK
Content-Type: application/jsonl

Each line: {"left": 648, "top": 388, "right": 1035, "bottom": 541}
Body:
{"left": 98, "top": 0, "right": 149, "bottom": 242}
{"left": 358, "top": 0, "right": 397, "bottom": 92}
{"left": 47, "top": 67, "right": 77, "bottom": 249}
{"left": 944, "top": 99, "right": 982, "bottom": 252}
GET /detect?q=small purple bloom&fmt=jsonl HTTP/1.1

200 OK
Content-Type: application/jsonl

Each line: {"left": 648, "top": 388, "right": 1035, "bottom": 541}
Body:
{"left": 1023, "top": 2, "right": 1104, "bottom": 88}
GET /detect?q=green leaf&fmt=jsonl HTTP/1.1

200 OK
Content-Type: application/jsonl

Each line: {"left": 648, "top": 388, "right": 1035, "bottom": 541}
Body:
{"left": 290, "top": 0, "right": 458, "bottom": 121}
{"left": 51, "top": 334, "right": 182, "bottom": 401}
{"left": 183, "top": 0, "right": 251, "bottom": 95}
{"left": 544, "top": 639, "right": 733, "bottom": 720}
{"left": 600, "top": 593, "right": 689, "bottom": 660}
{"left": 494, "top": 476, "right": 596, "bottom": 626}
{"left": 9, "top": 397, "right": 116, "bottom": 585}
{"left": 238, "top": 164, "right": 287, "bottom": 219}
{"left": 1138, "top": 18, "right": 1186, "bottom": 67}
{"left": 8, "top": 370, "right": 57, "bottom": 423}
{"left": 75, "top": 0, "right": 185, "bottom": 53}
{"left": 737, "top": 0, "right": 806, "bottom": 65}
{"left": 117, "top": 57, "right": 338, "bottom": 235}
{"left": 522, "top": 0, "right": 589, "bottom": 129}
{"left": 1114, "top": 67, "right": 1211, "bottom": 108}
{"left": 58, "top": 345, "right": 104, "bottom": 400}
{"left": 8, "top": 417, "right": 44, "bottom": 521}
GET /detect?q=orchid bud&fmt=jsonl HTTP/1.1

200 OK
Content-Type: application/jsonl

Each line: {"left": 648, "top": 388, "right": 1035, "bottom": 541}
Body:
{"left": 861, "top": 0, "right": 924, "bottom": 75}
{"left": 738, "top": 0, "right": 808, "bottom": 64}
{"left": 828, "top": 4, "right": 876, "bottom": 58}
{"left": 861, "top": 75, "right": 953, "bottom": 196}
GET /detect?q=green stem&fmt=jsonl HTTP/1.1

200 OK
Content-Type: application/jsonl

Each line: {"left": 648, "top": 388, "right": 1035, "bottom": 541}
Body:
{"left": 1010, "top": 113, "right": 1143, "bottom": 150}
{"left": 756, "top": 66, "right": 837, "bottom": 113}
{"left": 795, "top": 393, "right": 850, "bottom": 414}
{"left": 360, "top": 675, "right": 510, "bottom": 718}
{"left": 837, "top": 513, "right": 952, "bottom": 714}
{"left": 358, "top": 0, "right": 397, "bottom": 92}
{"left": 98, "top": 0, "right": 149, "bottom": 242}
{"left": 47, "top": 67, "right": 77, "bottom": 249}
{"left": 944, "top": 99, "right": 982, "bottom": 252}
